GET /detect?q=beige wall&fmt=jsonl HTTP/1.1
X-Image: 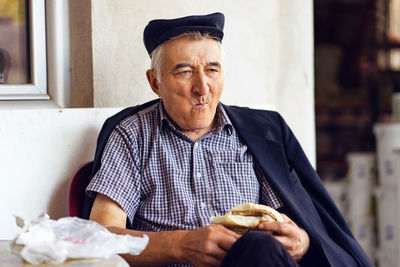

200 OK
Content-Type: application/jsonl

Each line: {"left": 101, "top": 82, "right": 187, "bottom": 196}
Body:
{"left": 0, "top": 107, "right": 122, "bottom": 239}
{"left": 70, "top": 0, "right": 315, "bottom": 163}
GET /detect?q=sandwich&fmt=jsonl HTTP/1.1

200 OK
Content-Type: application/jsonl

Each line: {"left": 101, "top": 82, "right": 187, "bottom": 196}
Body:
{"left": 210, "top": 203, "right": 284, "bottom": 235}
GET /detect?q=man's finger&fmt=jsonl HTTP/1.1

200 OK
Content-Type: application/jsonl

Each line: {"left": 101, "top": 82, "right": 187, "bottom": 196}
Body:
{"left": 281, "top": 213, "right": 292, "bottom": 223}
{"left": 219, "top": 225, "right": 241, "bottom": 239}
{"left": 207, "top": 243, "right": 230, "bottom": 262}
{"left": 258, "top": 221, "right": 293, "bottom": 235}
{"left": 214, "top": 226, "right": 240, "bottom": 251}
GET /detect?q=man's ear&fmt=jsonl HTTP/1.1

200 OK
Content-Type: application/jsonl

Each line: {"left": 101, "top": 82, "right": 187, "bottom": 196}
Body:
{"left": 146, "top": 69, "right": 160, "bottom": 96}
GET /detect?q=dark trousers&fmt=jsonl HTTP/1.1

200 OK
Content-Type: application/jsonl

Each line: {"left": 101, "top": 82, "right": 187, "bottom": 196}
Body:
{"left": 222, "top": 231, "right": 300, "bottom": 267}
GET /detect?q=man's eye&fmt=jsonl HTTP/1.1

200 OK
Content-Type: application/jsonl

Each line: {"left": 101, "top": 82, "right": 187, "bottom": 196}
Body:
{"left": 176, "top": 70, "right": 192, "bottom": 76}
{"left": 206, "top": 68, "right": 220, "bottom": 76}
{"left": 207, "top": 68, "right": 220, "bottom": 74}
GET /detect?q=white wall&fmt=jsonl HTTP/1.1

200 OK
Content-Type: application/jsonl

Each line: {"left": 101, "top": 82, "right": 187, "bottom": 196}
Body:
{"left": 91, "top": 0, "right": 315, "bottom": 163}
{"left": 0, "top": 108, "right": 121, "bottom": 240}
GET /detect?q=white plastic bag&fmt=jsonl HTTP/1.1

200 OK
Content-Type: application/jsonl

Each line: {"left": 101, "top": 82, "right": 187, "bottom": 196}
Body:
{"left": 11, "top": 213, "right": 148, "bottom": 264}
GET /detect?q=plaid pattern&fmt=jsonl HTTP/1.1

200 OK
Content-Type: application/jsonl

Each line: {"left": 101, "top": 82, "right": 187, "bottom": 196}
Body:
{"left": 86, "top": 100, "right": 283, "bottom": 240}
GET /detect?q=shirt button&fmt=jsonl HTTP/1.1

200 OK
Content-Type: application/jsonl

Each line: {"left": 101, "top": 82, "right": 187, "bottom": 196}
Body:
{"left": 197, "top": 172, "right": 202, "bottom": 178}
{"left": 193, "top": 143, "right": 198, "bottom": 149}
{"left": 200, "top": 202, "right": 206, "bottom": 208}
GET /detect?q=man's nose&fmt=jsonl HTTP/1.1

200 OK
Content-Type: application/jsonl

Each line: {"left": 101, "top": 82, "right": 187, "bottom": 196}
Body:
{"left": 192, "top": 71, "right": 210, "bottom": 96}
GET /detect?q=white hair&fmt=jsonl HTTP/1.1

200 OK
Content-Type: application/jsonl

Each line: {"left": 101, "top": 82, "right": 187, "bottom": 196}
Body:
{"left": 150, "top": 31, "right": 223, "bottom": 82}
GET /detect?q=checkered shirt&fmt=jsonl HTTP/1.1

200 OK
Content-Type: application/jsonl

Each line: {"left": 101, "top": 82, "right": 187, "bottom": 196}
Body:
{"left": 86, "top": 100, "right": 283, "bottom": 235}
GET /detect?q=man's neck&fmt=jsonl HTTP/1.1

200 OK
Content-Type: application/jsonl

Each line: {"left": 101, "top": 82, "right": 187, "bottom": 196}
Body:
{"left": 181, "top": 122, "right": 215, "bottom": 141}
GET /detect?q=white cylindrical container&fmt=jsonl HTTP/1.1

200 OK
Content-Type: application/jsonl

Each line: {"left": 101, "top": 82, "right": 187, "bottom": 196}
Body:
{"left": 375, "top": 186, "right": 398, "bottom": 250}
{"left": 346, "top": 152, "right": 376, "bottom": 189}
{"left": 347, "top": 216, "right": 375, "bottom": 260}
{"left": 346, "top": 188, "right": 373, "bottom": 220}
{"left": 345, "top": 152, "right": 376, "bottom": 257}
{"left": 376, "top": 247, "right": 398, "bottom": 267}
{"left": 373, "top": 123, "right": 400, "bottom": 186}
{"left": 324, "top": 180, "right": 347, "bottom": 217}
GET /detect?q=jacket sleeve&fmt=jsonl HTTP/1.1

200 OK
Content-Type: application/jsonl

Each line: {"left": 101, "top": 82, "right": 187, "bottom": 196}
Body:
{"left": 276, "top": 113, "right": 374, "bottom": 267}
{"left": 276, "top": 113, "right": 352, "bottom": 233}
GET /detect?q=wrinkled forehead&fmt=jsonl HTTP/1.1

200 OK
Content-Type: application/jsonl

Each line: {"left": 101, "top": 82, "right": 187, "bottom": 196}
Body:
{"left": 162, "top": 37, "right": 223, "bottom": 67}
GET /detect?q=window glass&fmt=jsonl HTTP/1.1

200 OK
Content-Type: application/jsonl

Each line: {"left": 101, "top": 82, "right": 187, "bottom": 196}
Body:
{"left": 0, "top": 0, "right": 30, "bottom": 84}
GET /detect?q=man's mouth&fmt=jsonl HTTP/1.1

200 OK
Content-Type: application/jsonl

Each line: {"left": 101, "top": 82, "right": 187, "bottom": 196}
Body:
{"left": 195, "top": 103, "right": 207, "bottom": 107}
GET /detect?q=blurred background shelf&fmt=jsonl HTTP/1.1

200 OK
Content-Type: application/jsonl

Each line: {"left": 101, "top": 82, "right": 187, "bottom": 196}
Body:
{"left": 315, "top": 0, "right": 400, "bottom": 265}
{"left": 315, "top": 0, "right": 400, "bottom": 180}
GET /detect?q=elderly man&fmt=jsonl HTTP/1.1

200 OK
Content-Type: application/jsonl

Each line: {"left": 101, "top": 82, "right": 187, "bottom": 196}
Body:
{"left": 85, "top": 13, "right": 373, "bottom": 266}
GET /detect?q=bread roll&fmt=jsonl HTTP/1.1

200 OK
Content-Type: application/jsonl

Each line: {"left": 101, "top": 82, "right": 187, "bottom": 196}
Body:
{"left": 211, "top": 203, "right": 283, "bottom": 235}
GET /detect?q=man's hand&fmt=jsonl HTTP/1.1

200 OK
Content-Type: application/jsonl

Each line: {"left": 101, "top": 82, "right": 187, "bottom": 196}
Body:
{"left": 90, "top": 194, "right": 240, "bottom": 266}
{"left": 176, "top": 224, "right": 240, "bottom": 267}
{"left": 257, "top": 214, "right": 309, "bottom": 261}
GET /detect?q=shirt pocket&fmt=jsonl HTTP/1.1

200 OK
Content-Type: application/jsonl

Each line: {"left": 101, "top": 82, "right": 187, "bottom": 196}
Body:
{"left": 212, "top": 162, "right": 260, "bottom": 215}
{"left": 208, "top": 146, "right": 250, "bottom": 163}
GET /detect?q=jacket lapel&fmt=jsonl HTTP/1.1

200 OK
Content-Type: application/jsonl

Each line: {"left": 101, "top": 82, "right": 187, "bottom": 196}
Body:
{"left": 239, "top": 128, "right": 316, "bottom": 226}
{"left": 224, "top": 105, "right": 332, "bottom": 263}
{"left": 223, "top": 105, "right": 297, "bottom": 205}
{"left": 238, "top": 129, "right": 297, "bottom": 199}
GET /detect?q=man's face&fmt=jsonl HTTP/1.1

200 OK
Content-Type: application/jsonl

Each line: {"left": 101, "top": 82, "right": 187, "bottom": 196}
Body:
{"left": 150, "top": 37, "right": 224, "bottom": 136}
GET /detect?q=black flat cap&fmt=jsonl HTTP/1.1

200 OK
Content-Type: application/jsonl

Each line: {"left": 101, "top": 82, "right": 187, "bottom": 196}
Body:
{"left": 144, "top": 12, "right": 225, "bottom": 57}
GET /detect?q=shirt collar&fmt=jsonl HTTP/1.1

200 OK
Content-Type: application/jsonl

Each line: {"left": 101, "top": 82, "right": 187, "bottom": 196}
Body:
{"left": 158, "top": 100, "right": 233, "bottom": 137}
{"left": 215, "top": 103, "right": 234, "bottom": 136}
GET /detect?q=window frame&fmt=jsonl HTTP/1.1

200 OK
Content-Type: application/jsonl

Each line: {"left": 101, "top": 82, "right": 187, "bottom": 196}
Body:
{"left": 0, "top": 0, "right": 49, "bottom": 100}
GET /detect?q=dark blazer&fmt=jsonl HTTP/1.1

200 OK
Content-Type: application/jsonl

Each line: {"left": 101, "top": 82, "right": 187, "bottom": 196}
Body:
{"left": 83, "top": 99, "right": 374, "bottom": 267}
